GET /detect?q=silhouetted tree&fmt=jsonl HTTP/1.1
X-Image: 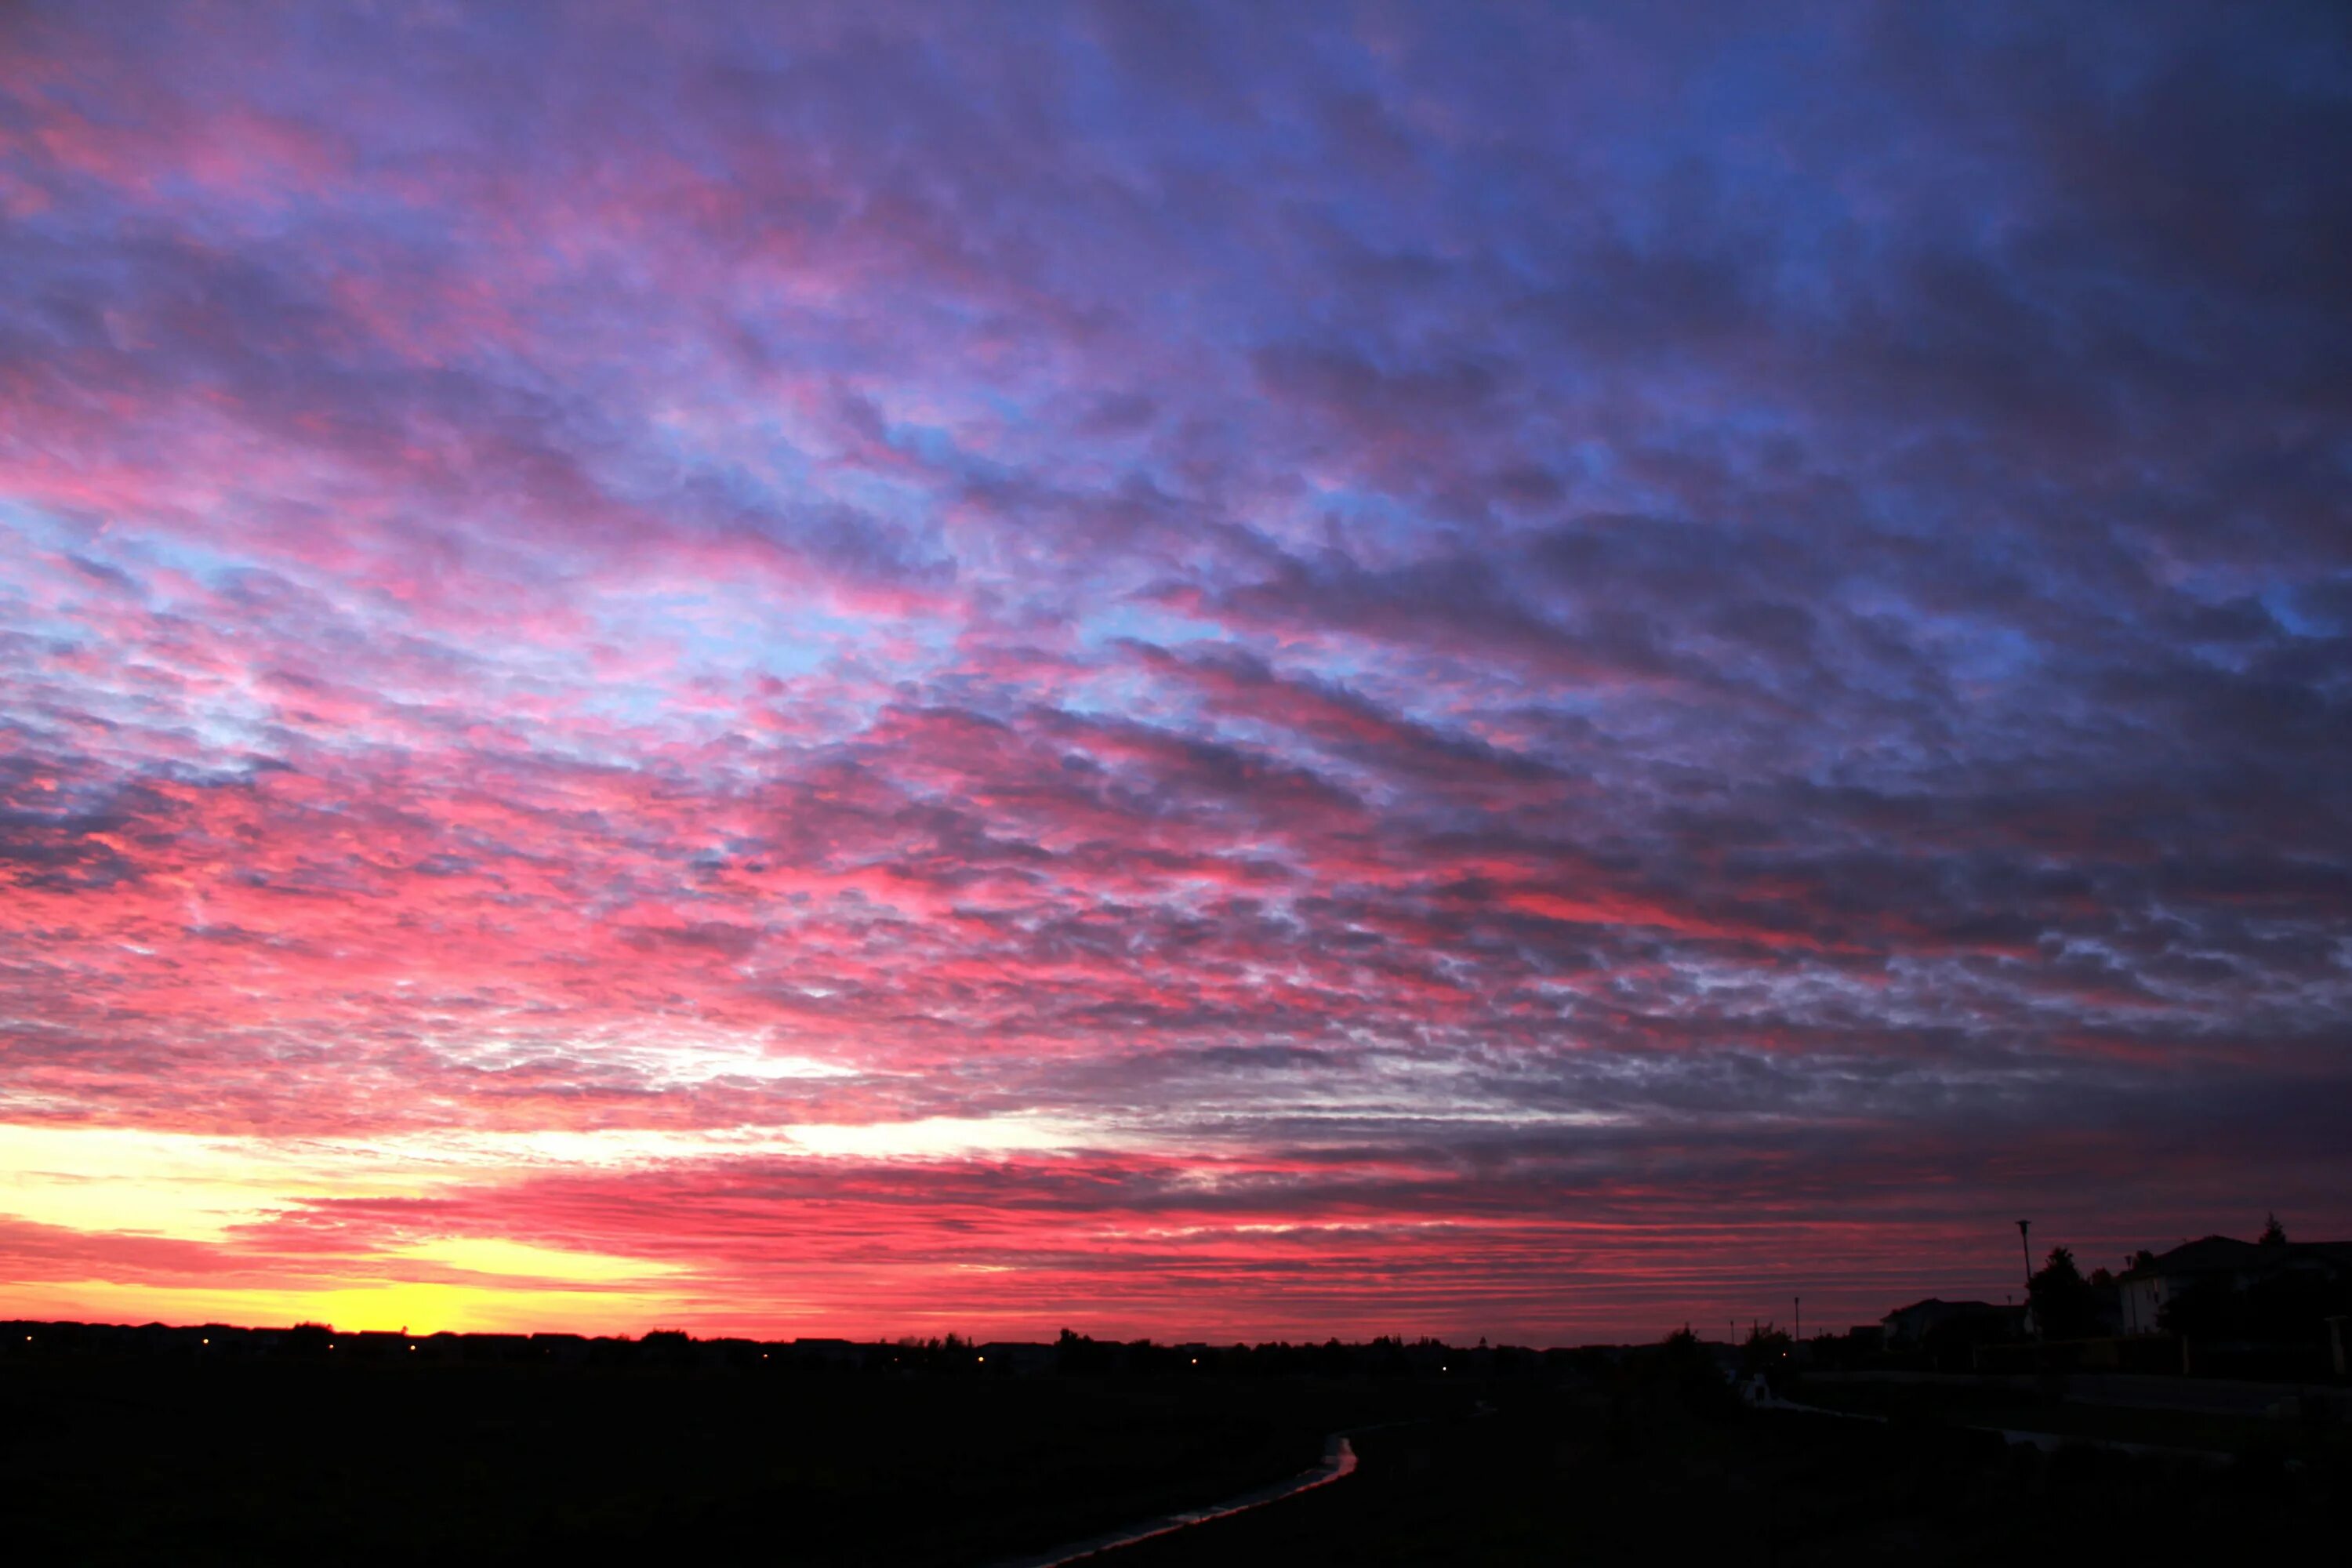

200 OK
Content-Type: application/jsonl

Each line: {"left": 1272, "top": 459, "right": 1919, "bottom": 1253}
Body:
{"left": 2161, "top": 1277, "right": 2242, "bottom": 1340}
{"left": 2027, "top": 1246, "right": 2098, "bottom": 1340}
{"left": 1054, "top": 1327, "right": 1114, "bottom": 1374}
{"left": 1737, "top": 1323, "right": 1793, "bottom": 1377}
{"left": 2165, "top": 1261, "right": 2350, "bottom": 1346}
{"left": 1626, "top": 1324, "right": 1736, "bottom": 1419}
{"left": 2259, "top": 1212, "right": 2288, "bottom": 1246}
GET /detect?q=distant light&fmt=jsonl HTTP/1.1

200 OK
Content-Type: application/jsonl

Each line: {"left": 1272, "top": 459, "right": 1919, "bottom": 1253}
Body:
{"left": 201, "top": 1338, "right": 209, "bottom": 1345}
{"left": 1191, "top": 1358, "right": 1198, "bottom": 1365}
{"left": 977, "top": 1356, "right": 985, "bottom": 1363}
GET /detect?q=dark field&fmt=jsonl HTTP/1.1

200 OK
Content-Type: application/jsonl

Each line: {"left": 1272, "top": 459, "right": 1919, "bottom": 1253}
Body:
{"left": 0, "top": 1352, "right": 1420, "bottom": 1565}
{"left": 5, "top": 1345, "right": 2346, "bottom": 1565}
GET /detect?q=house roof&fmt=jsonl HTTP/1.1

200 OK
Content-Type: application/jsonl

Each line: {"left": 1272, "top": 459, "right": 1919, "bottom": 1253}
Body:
{"left": 2127, "top": 1235, "right": 2263, "bottom": 1279}
{"left": 2122, "top": 1234, "right": 2352, "bottom": 1281}
{"left": 1883, "top": 1298, "right": 2007, "bottom": 1319}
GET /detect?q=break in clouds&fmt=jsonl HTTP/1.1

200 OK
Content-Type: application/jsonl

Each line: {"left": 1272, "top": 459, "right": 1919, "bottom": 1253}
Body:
{"left": 1, "top": 1, "right": 2348, "bottom": 1338}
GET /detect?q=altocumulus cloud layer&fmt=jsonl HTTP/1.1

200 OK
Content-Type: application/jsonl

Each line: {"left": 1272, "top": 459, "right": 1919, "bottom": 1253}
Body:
{"left": 2, "top": 1, "right": 2348, "bottom": 1340}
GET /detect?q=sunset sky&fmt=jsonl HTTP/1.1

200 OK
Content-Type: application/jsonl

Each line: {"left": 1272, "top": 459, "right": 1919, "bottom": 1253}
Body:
{"left": 3, "top": 2, "right": 2348, "bottom": 1343}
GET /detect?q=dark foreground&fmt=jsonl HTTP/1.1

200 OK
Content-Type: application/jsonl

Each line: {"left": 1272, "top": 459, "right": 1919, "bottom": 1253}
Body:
{"left": 1118, "top": 1391, "right": 2350, "bottom": 1565}
{"left": 4, "top": 1342, "right": 2346, "bottom": 1564}
{"left": 0, "top": 1351, "right": 1406, "bottom": 1566}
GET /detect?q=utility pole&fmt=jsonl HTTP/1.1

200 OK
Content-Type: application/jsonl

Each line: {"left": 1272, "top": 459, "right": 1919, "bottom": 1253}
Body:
{"left": 1794, "top": 1296, "right": 1801, "bottom": 1342}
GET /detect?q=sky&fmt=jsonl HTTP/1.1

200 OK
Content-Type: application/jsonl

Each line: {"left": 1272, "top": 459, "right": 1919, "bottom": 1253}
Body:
{"left": 2, "top": 1, "right": 2349, "bottom": 1344}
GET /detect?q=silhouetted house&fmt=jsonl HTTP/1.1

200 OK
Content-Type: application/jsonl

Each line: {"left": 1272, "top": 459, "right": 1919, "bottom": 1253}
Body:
{"left": 2118, "top": 1235, "right": 2352, "bottom": 1334}
{"left": 2121, "top": 1236, "right": 2258, "bottom": 1334}
{"left": 1880, "top": 1298, "right": 2020, "bottom": 1347}
{"left": 976, "top": 1341, "right": 1055, "bottom": 1375}
{"left": 348, "top": 1330, "right": 412, "bottom": 1361}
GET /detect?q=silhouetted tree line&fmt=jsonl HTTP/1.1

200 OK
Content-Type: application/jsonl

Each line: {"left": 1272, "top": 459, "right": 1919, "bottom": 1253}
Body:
{"left": 2, "top": 1318, "right": 1563, "bottom": 1380}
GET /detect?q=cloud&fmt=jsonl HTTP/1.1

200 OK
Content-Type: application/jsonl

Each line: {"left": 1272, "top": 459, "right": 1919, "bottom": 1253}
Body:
{"left": 1, "top": 0, "right": 2347, "bottom": 1340}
